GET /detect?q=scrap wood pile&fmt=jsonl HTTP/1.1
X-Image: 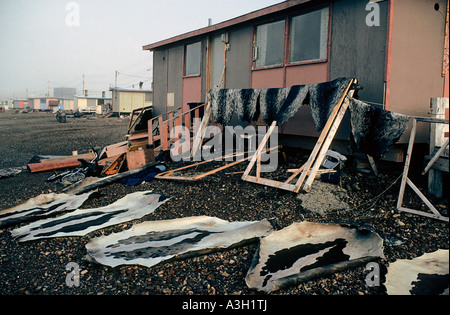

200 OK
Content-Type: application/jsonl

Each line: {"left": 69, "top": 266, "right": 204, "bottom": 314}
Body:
{"left": 24, "top": 106, "right": 166, "bottom": 192}
{"left": 0, "top": 78, "right": 448, "bottom": 296}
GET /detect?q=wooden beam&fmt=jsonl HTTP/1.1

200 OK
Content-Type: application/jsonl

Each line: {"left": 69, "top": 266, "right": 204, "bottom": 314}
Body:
{"left": 156, "top": 148, "right": 278, "bottom": 181}
{"left": 298, "top": 78, "right": 356, "bottom": 193}
{"left": 396, "top": 118, "right": 448, "bottom": 222}
{"left": 191, "top": 101, "right": 212, "bottom": 159}
{"left": 302, "top": 80, "right": 356, "bottom": 192}
{"left": 397, "top": 119, "right": 417, "bottom": 210}
{"left": 242, "top": 121, "right": 278, "bottom": 180}
{"left": 422, "top": 138, "right": 449, "bottom": 175}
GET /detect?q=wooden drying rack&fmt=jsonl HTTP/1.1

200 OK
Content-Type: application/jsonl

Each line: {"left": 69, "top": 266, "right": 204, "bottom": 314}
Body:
{"left": 241, "top": 78, "right": 358, "bottom": 193}
{"left": 397, "top": 117, "right": 449, "bottom": 222}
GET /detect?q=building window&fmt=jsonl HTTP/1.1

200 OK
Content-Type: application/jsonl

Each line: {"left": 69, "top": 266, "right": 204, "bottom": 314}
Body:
{"left": 289, "top": 7, "right": 329, "bottom": 63}
{"left": 145, "top": 93, "right": 152, "bottom": 102}
{"left": 185, "top": 41, "right": 201, "bottom": 76}
{"left": 254, "top": 19, "right": 286, "bottom": 68}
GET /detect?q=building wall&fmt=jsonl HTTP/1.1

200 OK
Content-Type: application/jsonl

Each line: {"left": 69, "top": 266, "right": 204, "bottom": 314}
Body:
{"left": 29, "top": 99, "right": 40, "bottom": 110}
{"left": 153, "top": 49, "right": 168, "bottom": 117}
{"left": 329, "top": 0, "right": 388, "bottom": 105}
{"left": 168, "top": 46, "right": 184, "bottom": 113}
{"left": 148, "top": 0, "right": 447, "bottom": 145}
{"left": 76, "top": 98, "right": 87, "bottom": 111}
{"left": 226, "top": 26, "right": 253, "bottom": 89}
{"left": 114, "top": 91, "right": 150, "bottom": 114}
{"left": 388, "top": 0, "right": 447, "bottom": 118}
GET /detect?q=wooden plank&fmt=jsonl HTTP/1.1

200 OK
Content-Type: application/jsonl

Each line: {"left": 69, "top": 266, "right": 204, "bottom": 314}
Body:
{"left": 40, "top": 152, "right": 96, "bottom": 163}
{"left": 399, "top": 207, "right": 449, "bottom": 222}
{"left": 148, "top": 118, "right": 154, "bottom": 146}
{"left": 424, "top": 155, "right": 449, "bottom": 172}
{"left": 422, "top": 138, "right": 449, "bottom": 175}
{"left": 27, "top": 160, "right": 82, "bottom": 173}
{"left": 303, "top": 82, "right": 355, "bottom": 192}
{"left": 184, "top": 112, "right": 191, "bottom": 132}
{"left": 244, "top": 176, "right": 297, "bottom": 192}
{"left": 191, "top": 101, "right": 212, "bottom": 159}
{"left": 162, "top": 121, "right": 169, "bottom": 151}
{"left": 128, "top": 131, "right": 149, "bottom": 141}
{"left": 397, "top": 119, "right": 417, "bottom": 209}
{"left": 297, "top": 78, "right": 355, "bottom": 193}
{"left": 102, "top": 153, "right": 126, "bottom": 176}
{"left": 242, "top": 121, "right": 277, "bottom": 180}
{"left": 367, "top": 155, "right": 379, "bottom": 176}
{"left": 284, "top": 163, "right": 306, "bottom": 184}
{"left": 156, "top": 149, "right": 278, "bottom": 181}
{"left": 406, "top": 178, "right": 441, "bottom": 217}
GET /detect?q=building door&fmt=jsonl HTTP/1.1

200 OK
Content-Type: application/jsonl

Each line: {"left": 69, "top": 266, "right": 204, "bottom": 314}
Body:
{"left": 209, "top": 34, "right": 226, "bottom": 89}
{"left": 182, "top": 41, "right": 203, "bottom": 113}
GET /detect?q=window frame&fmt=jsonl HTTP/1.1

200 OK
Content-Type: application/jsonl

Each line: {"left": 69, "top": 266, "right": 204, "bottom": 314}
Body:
{"left": 184, "top": 41, "right": 203, "bottom": 77}
{"left": 251, "top": 5, "right": 330, "bottom": 71}
{"left": 252, "top": 18, "right": 288, "bottom": 70}
{"left": 287, "top": 6, "right": 330, "bottom": 66}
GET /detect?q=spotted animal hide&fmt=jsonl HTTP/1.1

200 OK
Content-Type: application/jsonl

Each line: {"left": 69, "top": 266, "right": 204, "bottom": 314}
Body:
{"left": 209, "top": 78, "right": 352, "bottom": 129}
{"left": 385, "top": 250, "right": 449, "bottom": 295}
{"left": 11, "top": 191, "right": 169, "bottom": 242}
{"left": 274, "top": 85, "right": 309, "bottom": 125}
{"left": 0, "top": 192, "right": 95, "bottom": 228}
{"left": 349, "top": 99, "right": 410, "bottom": 160}
{"left": 85, "top": 216, "right": 274, "bottom": 268}
{"left": 245, "top": 221, "right": 384, "bottom": 293}
{"left": 308, "top": 78, "right": 353, "bottom": 132}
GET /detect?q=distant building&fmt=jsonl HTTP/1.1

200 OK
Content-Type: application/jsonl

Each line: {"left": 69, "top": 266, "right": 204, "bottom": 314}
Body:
{"left": 28, "top": 97, "right": 59, "bottom": 111}
{"left": 144, "top": 0, "right": 449, "bottom": 147}
{"left": 0, "top": 99, "right": 13, "bottom": 110}
{"left": 13, "top": 99, "right": 29, "bottom": 109}
{"left": 74, "top": 95, "right": 112, "bottom": 114}
{"left": 110, "top": 87, "right": 152, "bottom": 114}
{"left": 54, "top": 87, "right": 76, "bottom": 99}
{"left": 59, "top": 99, "right": 75, "bottom": 111}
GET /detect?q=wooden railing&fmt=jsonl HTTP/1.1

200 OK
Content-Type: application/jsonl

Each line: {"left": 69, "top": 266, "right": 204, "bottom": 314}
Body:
{"left": 148, "top": 103, "right": 207, "bottom": 154}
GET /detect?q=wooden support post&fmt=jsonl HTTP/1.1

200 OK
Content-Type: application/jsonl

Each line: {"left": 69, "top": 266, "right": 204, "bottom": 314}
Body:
{"left": 428, "top": 97, "right": 449, "bottom": 198}
{"left": 397, "top": 119, "right": 417, "bottom": 210}
{"left": 162, "top": 121, "right": 169, "bottom": 152}
{"left": 242, "top": 121, "right": 277, "bottom": 180}
{"left": 241, "top": 79, "right": 357, "bottom": 194}
{"left": 367, "top": 155, "right": 379, "bottom": 176}
{"left": 397, "top": 118, "right": 448, "bottom": 222}
{"left": 423, "top": 138, "right": 449, "bottom": 175}
{"left": 303, "top": 81, "right": 356, "bottom": 192}
{"left": 298, "top": 79, "right": 356, "bottom": 193}
{"left": 148, "top": 118, "right": 154, "bottom": 146}
{"left": 184, "top": 112, "right": 191, "bottom": 133}
{"left": 191, "top": 101, "right": 212, "bottom": 160}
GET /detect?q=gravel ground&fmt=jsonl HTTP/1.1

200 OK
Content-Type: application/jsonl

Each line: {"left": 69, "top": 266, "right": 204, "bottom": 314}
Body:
{"left": 0, "top": 111, "right": 448, "bottom": 298}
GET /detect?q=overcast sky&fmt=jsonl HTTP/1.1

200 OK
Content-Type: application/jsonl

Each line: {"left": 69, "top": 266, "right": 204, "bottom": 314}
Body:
{"left": 0, "top": 0, "right": 282, "bottom": 99}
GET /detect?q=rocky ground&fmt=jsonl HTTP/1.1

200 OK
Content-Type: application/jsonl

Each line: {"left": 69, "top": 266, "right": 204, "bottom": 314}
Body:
{"left": 0, "top": 111, "right": 448, "bottom": 298}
